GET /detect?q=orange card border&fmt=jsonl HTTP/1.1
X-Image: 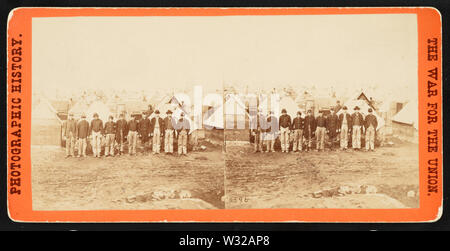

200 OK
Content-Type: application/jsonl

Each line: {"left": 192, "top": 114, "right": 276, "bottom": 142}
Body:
{"left": 6, "top": 7, "right": 443, "bottom": 222}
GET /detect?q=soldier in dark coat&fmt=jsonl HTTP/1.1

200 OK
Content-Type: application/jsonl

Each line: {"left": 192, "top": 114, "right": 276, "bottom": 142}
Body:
{"left": 351, "top": 106, "right": 364, "bottom": 150}
{"left": 115, "top": 113, "right": 128, "bottom": 155}
{"left": 338, "top": 106, "right": 352, "bottom": 150}
{"left": 364, "top": 108, "right": 378, "bottom": 151}
{"left": 138, "top": 112, "right": 151, "bottom": 153}
{"left": 279, "top": 109, "right": 292, "bottom": 153}
{"left": 103, "top": 115, "right": 116, "bottom": 157}
{"left": 315, "top": 110, "right": 327, "bottom": 151}
{"left": 303, "top": 109, "right": 316, "bottom": 151}
{"left": 76, "top": 114, "right": 90, "bottom": 158}
{"left": 127, "top": 115, "right": 139, "bottom": 156}
{"left": 327, "top": 108, "right": 340, "bottom": 150}
{"left": 176, "top": 113, "right": 190, "bottom": 155}
{"left": 291, "top": 111, "right": 304, "bottom": 152}
{"left": 90, "top": 113, "right": 103, "bottom": 157}
{"left": 150, "top": 110, "right": 164, "bottom": 154}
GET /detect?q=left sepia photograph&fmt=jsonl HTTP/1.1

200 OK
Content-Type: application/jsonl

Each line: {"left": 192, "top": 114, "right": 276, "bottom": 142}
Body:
{"left": 30, "top": 17, "right": 225, "bottom": 210}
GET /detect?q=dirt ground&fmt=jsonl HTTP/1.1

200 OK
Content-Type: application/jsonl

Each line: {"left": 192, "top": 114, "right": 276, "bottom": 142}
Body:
{"left": 225, "top": 141, "right": 419, "bottom": 209}
{"left": 31, "top": 140, "right": 225, "bottom": 210}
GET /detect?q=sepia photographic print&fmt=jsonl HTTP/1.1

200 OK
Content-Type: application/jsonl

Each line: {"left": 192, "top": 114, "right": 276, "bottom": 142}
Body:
{"left": 7, "top": 7, "right": 442, "bottom": 222}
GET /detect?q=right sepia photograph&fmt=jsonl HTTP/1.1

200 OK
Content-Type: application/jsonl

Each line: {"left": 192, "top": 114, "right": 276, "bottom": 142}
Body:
{"left": 222, "top": 14, "right": 419, "bottom": 209}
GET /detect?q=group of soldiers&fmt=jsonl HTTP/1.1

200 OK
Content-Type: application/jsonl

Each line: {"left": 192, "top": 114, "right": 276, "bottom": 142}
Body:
{"left": 63, "top": 109, "right": 191, "bottom": 158}
{"left": 251, "top": 105, "right": 378, "bottom": 153}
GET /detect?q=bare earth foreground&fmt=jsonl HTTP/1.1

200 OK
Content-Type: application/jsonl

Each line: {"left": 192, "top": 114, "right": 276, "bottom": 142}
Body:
{"left": 225, "top": 142, "right": 419, "bottom": 209}
{"left": 32, "top": 144, "right": 225, "bottom": 210}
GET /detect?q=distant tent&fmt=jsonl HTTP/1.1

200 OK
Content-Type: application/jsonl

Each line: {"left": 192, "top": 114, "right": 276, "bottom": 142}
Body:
{"left": 86, "top": 100, "right": 114, "bottom": 122}
{"left": 278, "top": 95, "right": 301, "bottom": 118}
{"left": 337, "top": 99, "right": 385, "bottom": 130}
{"left": 68, "top": 100, "right": 89, "bottom": 120}
{"left": 31, "top": 100, "right": 62, "bottom": 146}
{"left": 391, "top": 100, "right": 418, "bottom": 143}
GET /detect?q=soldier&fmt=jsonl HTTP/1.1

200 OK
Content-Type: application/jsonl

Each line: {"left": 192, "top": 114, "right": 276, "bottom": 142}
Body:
{"left": 139, "top": 112, "right": 151, "bottom": 154}
{"left": 104, "top": 115, "right": 116, "bottom": 157}
{"left": 334, "top": 100, "right": 342, "bottom": 113}
{"left": 327, "top": 108, "right": 339, "bottom": 150}
{"left": 63, "top": 113, "right": 77, "bottom": 158}
{"left": 176, "top": 112, "right": 190, "bottom": 156}
{"left": 76, "top": 114, "right": 89, "bottom": 158}
{"left": 265, "top": 111, "right": 278, "bottom": 153}
{"left": 251, "top": 109, "right": 265, "bottom": 153}
{"left": 315, "top": 110, "right": 327, "bottom": 151}
{"left": 279, "top": 108, "right": 292, "bottom": 153}
{"left": 115, "top": 113, "right": 128, "bottom": 155}
{"left": 303, "top": 109, "right": 316, "bottom": 152}
{"left": 351, "top": 106, "right": 364, "bottom": 150}
{"left": 90, "top": 113, "right": 103, "bottom": 157}
{"left": 150, "top": 110, "right": 164, "bottom": 154}
{"left": 291, "top": 111, "right": 304, "bottom": 152}
{"left": 364, "top": 108, "right": 378, "bottom": 151}
{"left": 338, "top": 106, "right": 352, "bottom": 150}
{"left": 127, "top": 115, "right": 139, "bottom": 156}
{"left": 163, "top": 110, "right": 176, "bottom": 154}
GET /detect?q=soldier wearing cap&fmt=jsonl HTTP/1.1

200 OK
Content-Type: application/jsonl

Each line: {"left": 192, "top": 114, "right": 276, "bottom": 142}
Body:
{"left": 351, "top": 106, "right": 364, "bottom": 150}
{"left": 327, "top": 108, "right": 339, "bottom": 150}
{"left": 103, "top": 115, "right": 116, "bottom": 157}
{"left": 291, "top": 111, "right": 304, "bottom": 152}
{"left": 364, "top": 108, "right": 378, "bottom": 151}
{"left": 76, "top": 114, "right": 89, "bottom": 158}
{"left": 279, "top": 108, "right": 292, "bottom": 153}
{"left": 163, "top": 110, "right": 176, "bottom": 154}
{"left": 90, "top": 113, "right": 104, "bottom": 157}
{"left": 315, "top": 110, "right": 327, "bottom": 151}
{"left": 138, "top": 112, "right": 151, "bottom": 154}
{"left": 176, "top": 112, "right": 190, "bottom": 155}
{"left": 127, "top": 114, "right": 139, "bottom": 156}
{"left": 265, "top": 111, "right": 278, "bottom": 153}
{"left": 63, "top": 113, "right": 77, "bottom": 158}
{"left": 150, "top": 110, "right": 164, "bottom": 154}
{"left": 115, "top": 113, "right": 128, "bottom": 155}
{"left": 338, "top": 106, "right": 352, "bottom": 150}
{"left": 303, "top": 109, "right": 316, "bottom": 151}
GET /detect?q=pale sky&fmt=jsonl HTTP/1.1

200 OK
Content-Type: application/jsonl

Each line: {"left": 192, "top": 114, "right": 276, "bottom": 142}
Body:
{"left": 32, "top": 14, "right": 418, "bottom": 100}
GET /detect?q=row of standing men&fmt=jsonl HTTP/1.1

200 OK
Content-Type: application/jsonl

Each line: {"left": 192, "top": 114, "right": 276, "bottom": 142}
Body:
{"left": 63, "top": 109, "right": 191, "bottom": 158}
{"left": 251, "top": 105, "right": 378, "bottom": 153}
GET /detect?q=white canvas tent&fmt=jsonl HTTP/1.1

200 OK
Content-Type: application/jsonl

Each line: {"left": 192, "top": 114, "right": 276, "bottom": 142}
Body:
{"left": 32, "top": 100, "right": 62, "bottom": 146}
{"left": 278, "top": 95, "right": 301, "bottom": 118}
{"left": 392, "top": 100, "right": 418, "bottom": 130}
{"left": 86, "top": 100, "right": 114, "bottom": 122}
{"left": 337, "top": 99, "right": 385, "bottom": 130}
{"left": 68, "top": 100, "right": 89, "bottom": 119}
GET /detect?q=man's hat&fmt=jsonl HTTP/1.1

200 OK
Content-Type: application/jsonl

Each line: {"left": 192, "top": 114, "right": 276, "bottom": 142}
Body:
{"left": 166, "top": 110, "right": 173, "bottom": 114}
{"left": 343, "top": 106, "right": 348, "bottom": 110}
{"left": 155, "top": 110, "right": 160, "bottom": 114}
{"left": 281, "top": 108, "right": 287, "bottom": 113}
{"left": 93, "top": 113, "right": 99, "bottom": 118}
{"left": 354, "top": 106, "right": 360, "bottom": 110}
{"left": 297, "top": 111, "right": 302, "bottom": 115}
{"left": 368, "top": 108, "right": 373, "bottom": 113}
{"left": 81, "top": 114, "right": 86, "bottom": 118}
